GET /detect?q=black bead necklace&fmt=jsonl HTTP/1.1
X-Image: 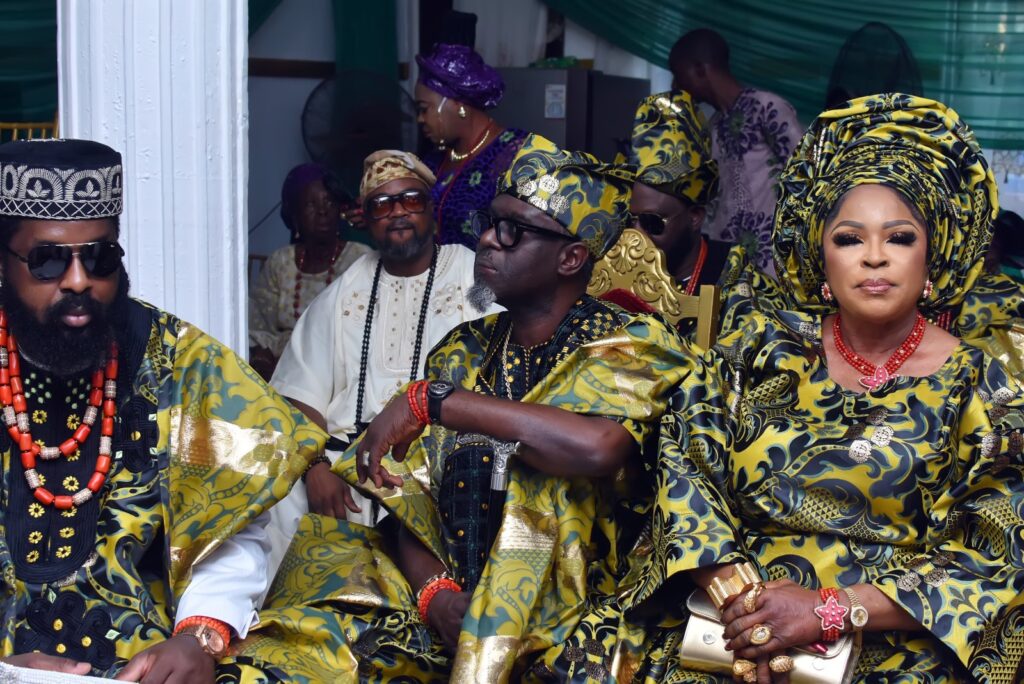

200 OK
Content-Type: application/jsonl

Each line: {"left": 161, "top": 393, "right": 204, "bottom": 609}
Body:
{"left": 353, "top": 245, "right": 438, "bottom": 428}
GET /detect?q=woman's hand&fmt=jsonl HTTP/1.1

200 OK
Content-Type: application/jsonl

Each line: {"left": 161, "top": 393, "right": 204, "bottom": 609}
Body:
{"left": 341, "top": 205, "right": 365, "bottom": 228}
{"left": 722, "top": 579, "right": 824, "bottom": 660}
{"left": 731, "top": 655, "right": 790, "bottom": 684}
{"left": 356, "top": 392, "right": 426, "bottom": 488}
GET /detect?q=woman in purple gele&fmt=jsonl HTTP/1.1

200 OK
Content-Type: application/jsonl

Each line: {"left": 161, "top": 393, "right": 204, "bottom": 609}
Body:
{"left": 415, "top": 43, "right": 527, "bottom": 250}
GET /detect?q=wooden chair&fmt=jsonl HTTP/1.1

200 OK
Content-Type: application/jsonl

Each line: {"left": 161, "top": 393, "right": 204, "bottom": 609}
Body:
{"left": 588, "top": 228, "right": 722, "bottom": 349}
{"left": 0, "top": 113, "right": 59, "bottom": 142}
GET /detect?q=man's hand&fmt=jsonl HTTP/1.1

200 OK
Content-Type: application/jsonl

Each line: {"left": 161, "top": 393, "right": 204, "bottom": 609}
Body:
{"left": 115, "top": 634, "right": 215, "bottom": 684}
{"left": 356, "top": 391, "right": 427, "bottom": 488}
{"left": 426, "top": 590, "right": 470, "bottom": 654}
{"left": 2, "top": 653, "right": 91, "bottom": 674}
{"left": 305, "top": 463, "right": 362, "bottom": 518}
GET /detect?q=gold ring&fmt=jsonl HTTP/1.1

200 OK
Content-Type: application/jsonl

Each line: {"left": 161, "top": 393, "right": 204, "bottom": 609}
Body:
{"left": 749, "top": 623, "right": 773, "bottom": 645}
{"left": 742, "top": 671, "right": 757, "bottom": 683}
{"left": 742, "top": 584, "right": 763, "bottom": 614}
{"left": 732, "top": 659, "right": 756, "bottom": 677}
{"left": 769, "top": 655, "right": 794, "bottom": 673}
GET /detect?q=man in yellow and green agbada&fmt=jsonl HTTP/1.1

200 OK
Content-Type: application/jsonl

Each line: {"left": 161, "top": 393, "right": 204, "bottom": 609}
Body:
{"left": 241, "top": 134, "right": 742, "bottom": 682}
{"left": 0, "top": 139, "right": 323, "bottom": 682}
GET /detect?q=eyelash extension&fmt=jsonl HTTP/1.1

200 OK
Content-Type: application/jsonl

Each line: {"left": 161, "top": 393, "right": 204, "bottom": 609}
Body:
{"left": 889, "top": 232, "right": 917, "bottom": 245}
{"left": 833, "top": 233, "right": 861, "bottom": 246}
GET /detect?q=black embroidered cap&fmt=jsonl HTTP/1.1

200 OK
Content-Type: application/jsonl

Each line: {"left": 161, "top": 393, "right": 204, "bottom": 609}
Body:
{"left": 0, "top": 138, "right": 123, "bottom": 220}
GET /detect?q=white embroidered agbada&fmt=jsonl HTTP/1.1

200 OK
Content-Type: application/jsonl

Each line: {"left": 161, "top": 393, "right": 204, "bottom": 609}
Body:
{"left": 267, "top": 243, "right": 499, "bottom": 567}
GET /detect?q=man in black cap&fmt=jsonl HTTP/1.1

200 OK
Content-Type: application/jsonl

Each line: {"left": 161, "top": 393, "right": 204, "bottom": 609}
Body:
{"left": 0, "top": 139, "right": 322, "bottom": 682}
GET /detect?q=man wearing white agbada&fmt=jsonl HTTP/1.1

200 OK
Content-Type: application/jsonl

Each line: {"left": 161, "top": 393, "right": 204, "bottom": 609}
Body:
{"left": 267, "top": 149, "right": 498, "bottom": 565}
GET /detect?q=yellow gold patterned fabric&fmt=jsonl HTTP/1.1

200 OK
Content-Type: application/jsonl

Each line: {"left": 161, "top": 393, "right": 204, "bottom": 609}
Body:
{"left": 688, "top": 306, "right": 1024, "bottom": 682}
{"left": 774, "top": 93, "right": 997, "bottom": 315}
{"left": 0, "top": 299, "right": 324, "bottom": 681}
{"left": 243, "top": 302, "right": 736, "bottom": 682}
{"left": 498, "top": 133, "right": 634, "bottom": 259}
{"left": 630, "top": 90, "right": 718, "bottom": 207}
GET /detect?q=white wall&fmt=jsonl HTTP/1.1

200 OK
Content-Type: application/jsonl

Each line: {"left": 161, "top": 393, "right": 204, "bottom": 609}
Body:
{"left": 58, "top": 0, "right": 249, "bottom": 354}
{"left": 248, "top": 0, "right": 335, "bottom": 258}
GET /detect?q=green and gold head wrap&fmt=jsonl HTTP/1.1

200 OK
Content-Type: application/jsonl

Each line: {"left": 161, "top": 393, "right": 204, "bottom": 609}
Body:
{"left": 498, "top": 133, "right": 633, "bottom": 259}
{"left": 630, "top": 90, "right": 718, "bottom": 206}
{"left": 774, "top": 93, "right": 998, "bottom": 314}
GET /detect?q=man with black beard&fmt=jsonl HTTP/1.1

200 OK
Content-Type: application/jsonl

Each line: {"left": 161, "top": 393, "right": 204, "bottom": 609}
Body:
{"left": 0, "top": 139, "right": 323, "bottom": 682}
{"left": 269, "top": 149, "right": 497, "bottom": 556}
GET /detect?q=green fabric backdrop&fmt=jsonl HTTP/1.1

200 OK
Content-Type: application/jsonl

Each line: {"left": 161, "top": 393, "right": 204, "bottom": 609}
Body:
{"left": 0, "top": 1, "right": 57, "bottom": 122}
{"left": 544, "top": 0, "right": 1024, "bottom": 149}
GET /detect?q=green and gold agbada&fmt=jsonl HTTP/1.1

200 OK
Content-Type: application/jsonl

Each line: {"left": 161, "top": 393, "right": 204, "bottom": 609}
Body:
{"left": 0, "top": 299, "right": 323, "bottom": 682}
{"left": 242, "top": 297, "right": 738, "bottom": 682}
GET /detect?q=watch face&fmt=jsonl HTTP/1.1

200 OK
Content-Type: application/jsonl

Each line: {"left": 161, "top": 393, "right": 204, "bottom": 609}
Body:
{"left": 198, "top": 627, "right": 227, "bottom": 657}
{"left": 429, "top": 381, "right": 454, "bottom": 397}
{"left": 850, "top": 605, "right": 869, "bottom": 627}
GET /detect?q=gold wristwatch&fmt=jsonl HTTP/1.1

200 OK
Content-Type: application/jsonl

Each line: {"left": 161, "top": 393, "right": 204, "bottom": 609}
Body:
{"left": 176, "top": 623, "right": 229, "bottom": 658}
{"left": 708, "top": 562, "right": 762, "bottom": 610}
{"left": 842, "top": 586, "right": 869, "bottom": 631}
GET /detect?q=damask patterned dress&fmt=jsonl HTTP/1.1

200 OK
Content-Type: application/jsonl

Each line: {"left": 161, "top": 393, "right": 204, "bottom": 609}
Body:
{"left": 424, "top": 127, "right": 527, "bottom": 249}
{"left": 240, "top": 297, "right": 736, "bottom": 682}
{"left": 0, "top": 299, "right": 323, "bottom": 681}
{"left": 695, "top": 306, "right": 1024, "bottom": 683}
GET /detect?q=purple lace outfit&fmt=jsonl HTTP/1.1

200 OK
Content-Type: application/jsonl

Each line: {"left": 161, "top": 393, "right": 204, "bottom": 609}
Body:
{"left": 424, "top": 128, "right": 528, "bottom": 249}
{"left": 416, "top": 44, "right": 526, "bottom": 249}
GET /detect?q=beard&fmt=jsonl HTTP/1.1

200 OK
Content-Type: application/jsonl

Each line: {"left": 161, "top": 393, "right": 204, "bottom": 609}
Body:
{"left": 467, "top": 280, "right": 497, "bottom": 313}
{"left": 1, "top": 270, "right": 132, "bottom": 376}
{"left": 375, "top": 218, "right": 434, "bottom": 261}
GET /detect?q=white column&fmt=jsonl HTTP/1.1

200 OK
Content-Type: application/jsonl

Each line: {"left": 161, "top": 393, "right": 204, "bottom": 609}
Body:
{"left": 56, "top": 0, "right": 249, "bottom": 355}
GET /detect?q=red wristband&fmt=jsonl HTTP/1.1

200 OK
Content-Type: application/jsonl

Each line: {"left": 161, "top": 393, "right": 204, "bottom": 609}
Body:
{"left": 407, "top": 380, "right": 430, "bottom": 426}
{"left": 815, "top": 587, "right": 848, "bottom": 642}
{"left": 417, "top": 577, "right": 461, "bottom": 623}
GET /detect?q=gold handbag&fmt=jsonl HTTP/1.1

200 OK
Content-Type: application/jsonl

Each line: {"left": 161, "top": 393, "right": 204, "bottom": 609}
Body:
{"left": 679, "top": 589, "right": 861, "bottom": 684}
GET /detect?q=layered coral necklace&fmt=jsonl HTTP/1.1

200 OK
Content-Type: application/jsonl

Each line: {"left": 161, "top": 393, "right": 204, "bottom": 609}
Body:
{"left": 0, "top": 310, "right": 117, "bottom": 509}
{"left": 832, "top": 312, "right": 926, "bottom": 389}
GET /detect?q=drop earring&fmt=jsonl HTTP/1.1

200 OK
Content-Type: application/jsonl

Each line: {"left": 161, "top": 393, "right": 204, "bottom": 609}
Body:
{"left": 458, "top": 105, "right": 467, "bottom": 119}
{"left": 921, "top": 279, "right": 933, "bottom": 300}
{"left": 821, "top": 282, "right": 833, "bottom": 302}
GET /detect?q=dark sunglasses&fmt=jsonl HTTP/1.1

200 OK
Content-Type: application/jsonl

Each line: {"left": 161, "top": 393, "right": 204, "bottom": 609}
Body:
{"left": 632, "top": 212, "right": 671, "bottom": 236}
{"left": 5, "top": 241, "right": 124, "bottom": 281}
{"left": 364, "top": 189, "right": 429, "bottom": 220}
{"left": 469, "top": 211, "right": 577, "bottom": 249}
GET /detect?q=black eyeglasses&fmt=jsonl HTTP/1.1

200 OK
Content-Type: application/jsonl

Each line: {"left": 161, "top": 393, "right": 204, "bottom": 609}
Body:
{"left": 469, "top": 211, "right": 578, "bottom": 249}
{"left": 364, "top": 189, "right": 429, "bottom": 220}
{"left": 5, "top": 241, "right": 124, "bottom": 281}
{"left": 632, "top": 212, "right": 672, "bottom": 236}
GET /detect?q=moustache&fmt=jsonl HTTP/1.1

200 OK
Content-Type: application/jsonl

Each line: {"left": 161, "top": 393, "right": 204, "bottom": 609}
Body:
{"left": 387, "top": 218, "right": 415, "bottom": 231}
{"left": 48, "top": 293, "right": 103, "bottom": 322}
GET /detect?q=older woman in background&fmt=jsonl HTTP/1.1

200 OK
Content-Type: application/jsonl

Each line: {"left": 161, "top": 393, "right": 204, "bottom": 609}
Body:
{"left": 249, "top": 163, "right": 372, "bottom": 380}
{"left": 415, "top": 43, "right": 527, "bottom": 249}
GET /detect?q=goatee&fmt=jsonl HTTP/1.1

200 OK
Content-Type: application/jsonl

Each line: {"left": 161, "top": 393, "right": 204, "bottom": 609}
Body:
{"left": 1, "top": 270, "right": 131, "bottom": 376}
{"left": 467, "top": 280, "right": 496, "bottom": 313}
{"left": 376, "top": 219, "right": 433, "bottom": 261}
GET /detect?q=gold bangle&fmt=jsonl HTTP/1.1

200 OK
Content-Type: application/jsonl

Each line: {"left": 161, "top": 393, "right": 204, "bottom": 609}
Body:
{"left": 708, "top": 561, "right": 762, "bottom": 610}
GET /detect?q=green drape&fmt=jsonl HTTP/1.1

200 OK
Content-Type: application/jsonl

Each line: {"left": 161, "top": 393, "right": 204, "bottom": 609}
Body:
{"left": 0, "top": 1, "right": 57, "bottom": 122}
{"left": 331, "top": 0, "right": 397, "bottom": 77}
{"left": 249, "top": 0, "right": 283, "bottom": 36}
{"left": 543, "top": 0, "right": 1024, "bottom": 149}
